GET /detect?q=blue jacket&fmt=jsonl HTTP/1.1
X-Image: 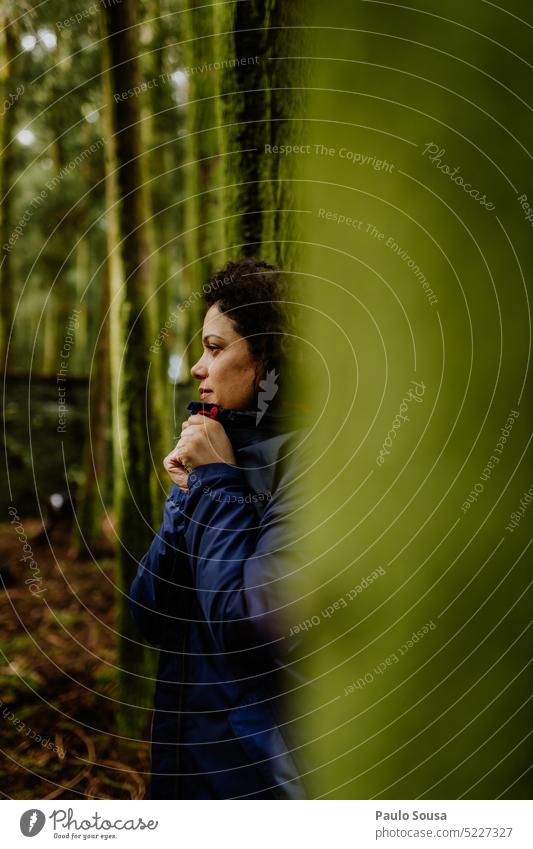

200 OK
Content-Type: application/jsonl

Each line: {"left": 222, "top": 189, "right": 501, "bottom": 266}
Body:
{"left": 129, "top": 401, "right": 311, "bottom": 799}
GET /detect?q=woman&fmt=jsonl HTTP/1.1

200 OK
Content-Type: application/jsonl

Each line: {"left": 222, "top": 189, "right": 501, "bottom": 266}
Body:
{"left": 130, "top": 258, "right": 311, "bottom": 799}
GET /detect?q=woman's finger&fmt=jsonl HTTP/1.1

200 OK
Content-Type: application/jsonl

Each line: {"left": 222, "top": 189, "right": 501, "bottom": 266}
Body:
{"left": 187, "top": 414, "right": 215, "bottom": 428}
{"left": 164, "top": 444, "right": 189, "bottom": 467}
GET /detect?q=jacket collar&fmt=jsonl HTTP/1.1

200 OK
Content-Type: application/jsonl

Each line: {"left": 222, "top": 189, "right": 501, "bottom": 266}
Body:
{"left": 186, "top": 400, "right": 308, "bottom": 451}
{"left": 187, "top": 400, "right": 277, "bottom": 430}
{"left": 186, "top": 401, "right": 280, "bottom": 450}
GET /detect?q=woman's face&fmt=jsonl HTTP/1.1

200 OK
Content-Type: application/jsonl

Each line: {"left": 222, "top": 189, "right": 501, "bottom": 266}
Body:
{"left": 190, "top": 304, "right": 258, "bottom": 409}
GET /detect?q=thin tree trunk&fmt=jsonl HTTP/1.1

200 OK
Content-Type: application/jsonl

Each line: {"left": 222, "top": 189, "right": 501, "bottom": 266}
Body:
{"left": 41, "top": 295, "right": 59, "bottom": 376}
{"left": 0, "top": 18, "right": 17, "bottom": 370}
{"left": 51, "top": 136, "right": 75, "bottom": 362}
{"left": 72, "top": 248, "right": 110, "bottom": 558}
{"left": 73, "top": 236, "right": 89, "bottom": 376}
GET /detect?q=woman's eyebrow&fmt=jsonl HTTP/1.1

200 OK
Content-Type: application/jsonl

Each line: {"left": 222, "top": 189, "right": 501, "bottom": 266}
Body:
{"left": 203, "top": 333, "right": 225, "bottom": 343}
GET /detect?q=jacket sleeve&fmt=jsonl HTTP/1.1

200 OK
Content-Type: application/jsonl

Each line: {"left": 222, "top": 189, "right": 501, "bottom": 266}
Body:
{"left": 182, "top": 457, "right": 309, "bottom": 659}
{"left": 129, "top": 484, "right": 187, "bottom": 647}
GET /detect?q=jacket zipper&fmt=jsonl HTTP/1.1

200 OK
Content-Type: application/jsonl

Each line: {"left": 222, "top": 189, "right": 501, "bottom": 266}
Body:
{"left": 175, "top": 617, "right": 187, "bottom": 798}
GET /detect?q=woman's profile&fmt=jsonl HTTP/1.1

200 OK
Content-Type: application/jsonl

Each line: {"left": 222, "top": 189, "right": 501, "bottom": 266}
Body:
{"left": 129, "top": 258, "right": 311, "bottom": 799}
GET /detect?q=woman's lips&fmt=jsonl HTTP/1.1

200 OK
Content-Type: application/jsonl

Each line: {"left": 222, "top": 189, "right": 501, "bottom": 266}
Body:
{"left": 199, "top": 389, "right": 212, "bottom": 397}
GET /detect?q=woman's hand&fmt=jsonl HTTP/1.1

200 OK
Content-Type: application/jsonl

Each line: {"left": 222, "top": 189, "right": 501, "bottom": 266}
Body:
{"left": 162, "top": 449, "right": 191, "bottom": 492}
{"left": 174, "top": 414, "right": 236, "bottom": 471}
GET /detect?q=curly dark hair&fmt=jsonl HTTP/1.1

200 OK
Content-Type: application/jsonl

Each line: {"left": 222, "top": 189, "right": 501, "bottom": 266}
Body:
{"left": 203, "top": 258, "right": 288, "bottom": 384}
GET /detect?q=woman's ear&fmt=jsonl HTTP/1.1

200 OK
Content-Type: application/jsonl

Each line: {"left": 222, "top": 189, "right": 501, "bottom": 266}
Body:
{"left": 253, "top": 362, "right": 267, "bottom": 393}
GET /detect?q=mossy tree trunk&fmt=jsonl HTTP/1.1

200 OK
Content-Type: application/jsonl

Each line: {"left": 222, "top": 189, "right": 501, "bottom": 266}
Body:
{"left": 101, "top": 2, "right": 160, "bottom": 735}
{"left": 264, "top": 2, "right": 306, "bottom": 271}
{"left": 182, "top": 0, "right": 224, "bottom": 366}
{"left": 139, "top": 0, "right": 173, "bottom": 502}
{"left": 219, "top": 0, "right": 304, "bottom": 270}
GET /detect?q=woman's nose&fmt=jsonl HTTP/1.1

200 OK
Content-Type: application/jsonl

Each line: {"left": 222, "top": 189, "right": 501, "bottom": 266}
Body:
{"left": 191, "top": 354, "right": 207, "bottom": 379}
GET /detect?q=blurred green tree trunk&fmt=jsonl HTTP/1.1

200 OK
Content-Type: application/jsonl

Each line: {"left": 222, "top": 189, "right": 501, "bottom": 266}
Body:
{"left": 297, "top": 0, "right": 533, "bottom": 799}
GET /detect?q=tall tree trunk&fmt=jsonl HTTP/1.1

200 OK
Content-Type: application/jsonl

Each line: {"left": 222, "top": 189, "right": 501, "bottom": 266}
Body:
{"left": 101, "top": 3, "right": 159, "bottom": 735}
{"left": 139, "top": 0, "right": 173, "bottom": 501}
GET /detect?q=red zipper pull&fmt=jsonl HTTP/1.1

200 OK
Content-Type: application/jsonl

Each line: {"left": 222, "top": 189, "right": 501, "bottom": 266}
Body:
{"left": 198, "top": 405, "right": 219, "bottom": 420}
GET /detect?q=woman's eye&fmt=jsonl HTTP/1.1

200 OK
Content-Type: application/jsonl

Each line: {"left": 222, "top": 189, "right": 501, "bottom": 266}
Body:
{"left": 206, "top": 345, "right": 220, "bottom": 353}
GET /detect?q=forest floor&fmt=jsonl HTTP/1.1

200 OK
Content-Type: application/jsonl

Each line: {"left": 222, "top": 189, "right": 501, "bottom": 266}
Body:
{"left": 0, "top": 518, "right": 151, "bottom": 799}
